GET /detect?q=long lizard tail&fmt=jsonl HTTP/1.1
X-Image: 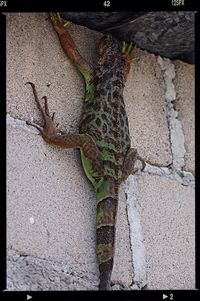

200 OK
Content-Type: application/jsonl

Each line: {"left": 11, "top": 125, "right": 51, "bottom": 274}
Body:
{"left": 96, "top": 196, "right": 118, "bottom": 290}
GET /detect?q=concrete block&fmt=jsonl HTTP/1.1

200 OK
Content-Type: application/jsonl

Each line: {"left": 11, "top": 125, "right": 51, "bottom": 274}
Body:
{"left": 137, "top": 174, "right": 195, "bottom": 289}
{"left": 174, "top": 61, "right": 195, "bottom": 174}
{"left": 124, "top": 51, "right": 172, "bottom": 166}
{"left": 7, "top": 126, "right": 98, "bottom": 287}
{"left": 7, "top": 13, "right": 133, "bottom": 290}
{"left": 6, "top": 12, "right": 195, "bottom": 291}
{"left": 6, "top": 13, "right": 102, "bottom": 130}
{"left": 7, "top": 122, "right": 133, "bottom": 289}
{"left": 7, "top": 249, "right": 98, "bottom": 290}
{"left": 111, "top": 187, "right": 133, "bottom": 288}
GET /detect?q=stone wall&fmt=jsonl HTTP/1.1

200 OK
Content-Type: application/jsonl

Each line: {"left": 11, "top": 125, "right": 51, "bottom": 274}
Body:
{"left": 7, "top": 13, "right": 195, "bottom": 290}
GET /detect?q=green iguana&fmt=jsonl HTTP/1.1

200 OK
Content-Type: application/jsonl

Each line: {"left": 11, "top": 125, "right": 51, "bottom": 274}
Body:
{"left": 26, "top": 12, "right": 145, "bottom": 290}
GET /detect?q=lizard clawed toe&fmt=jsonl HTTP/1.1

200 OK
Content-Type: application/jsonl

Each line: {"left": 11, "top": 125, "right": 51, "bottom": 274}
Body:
{"left": 49, "top": 12, "right": 70, "bottom": 32}
{"left": 26, "top": 82, "right": 59, "bottom": 141}
{"left": 50, "top": 112, "right": 60, "bottom": 129}
{"left": 121, "top": 41, "right": 134, "bottom": 56}
{"left": 121, "top": 41, "right": 140, "bottom": 63}
{"left": 26, "top": 120, "right": 43, "bottom": 134}
{"left": 49, "top": 12, "right": 61, "bottom": 24}
{"left": 51, "top": 112, "right": 55, "bottom": 121}
{"left": 137, "top": 156, "right": 146, "bottom": 171}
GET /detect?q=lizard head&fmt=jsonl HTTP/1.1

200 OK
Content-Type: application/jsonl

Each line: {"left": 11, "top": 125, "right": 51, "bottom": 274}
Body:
{"left": 98, "top": 35, "right": 119, "bottom": 54}
{"left": 98, "top": 35, "right": 121, "bottom": 68}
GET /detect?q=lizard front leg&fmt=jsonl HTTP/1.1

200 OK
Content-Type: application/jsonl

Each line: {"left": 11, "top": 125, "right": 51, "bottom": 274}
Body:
{"left": 49, "top": 12, "right": 95, "bottom": 102}
{"left": 26, "top": 82, "right": 103, "bottom": 176}
{"left": 121, "top": 41, "right": 140, "bottom": 82}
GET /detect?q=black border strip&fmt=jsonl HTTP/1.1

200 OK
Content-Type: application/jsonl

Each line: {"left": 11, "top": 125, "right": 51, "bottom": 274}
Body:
{"left": 0, "top": 290, "right": 200, "bottom": 301}
{"left": 0, "top": 0, "right": 199, "bottom": 12}
{"left": 2, "top": 0, "right": 199, "bottom": 300}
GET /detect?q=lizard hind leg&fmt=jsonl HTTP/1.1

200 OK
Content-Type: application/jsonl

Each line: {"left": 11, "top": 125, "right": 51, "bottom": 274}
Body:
{"left": 121, "top": 148, "right": 146, "bottom": 182}
{"left": 49, "top": 12, "right": 94, "bottom": 102}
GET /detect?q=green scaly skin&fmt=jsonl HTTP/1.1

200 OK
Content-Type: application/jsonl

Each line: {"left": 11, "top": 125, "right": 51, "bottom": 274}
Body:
{"left": 26, "top": 13, "right": 145, "bottom": 290}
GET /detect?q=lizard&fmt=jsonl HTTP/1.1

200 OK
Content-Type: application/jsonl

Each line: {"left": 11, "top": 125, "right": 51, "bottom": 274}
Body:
{"left": 26, "top": 12, "right": 146, "bottom": 290}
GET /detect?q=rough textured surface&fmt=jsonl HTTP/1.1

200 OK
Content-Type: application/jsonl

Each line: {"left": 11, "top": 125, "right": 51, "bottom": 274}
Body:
{"left": 112, "top": 11, "right": 194, "bottom": 60}
{"left": 6, "top": 13, "right": 195, "bottom": 291}
{"left": 60, "top": 12, "right": 195, "bottom": 63}
{"left": 111, "top": 187, "right": 133, "bottom": 287}
{"left": 7, "top": 127, "right": 97, "bottom": 266}
{"left": 60, "top": 12, "right": 140, "bottom": 31}
{"left": 125, "top": 51, "right": 171, "bottom": 165}
{"left": 6, "top": 13, "right": 101, "bottom": 128}
{"left": 123, "top": 175, "right": 147, "bottom": 290}
{"left": 7, "top": 249, "right": 99, "bottom": 290}
{"left": 137, "top": 174, "right": 195, "bottom": 289}
{"left": 174, "top": 61, "right": 195, "bottom": 174}
{"left": 157, "top": 56, "right": 186, "bottom": 171}
{"left": 6, "top": 13, "right": 133, "bottom": 289}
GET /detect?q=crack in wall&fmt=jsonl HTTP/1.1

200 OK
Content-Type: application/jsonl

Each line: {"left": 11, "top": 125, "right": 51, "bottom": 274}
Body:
{"left": 7, "top": 113, "right": 194, "bottom": 187}
{"left": 137, "top": 56, "right": 195, "bottom": 188}
{"left": 7, "top": 113, "right": 39, "bottom": 134}
{"left": 124, "top": 191, "right": 136, "bottom": 289}
{"left": 157, "top": 56, "right": 186, "bottom": 172}
{"left": 7, "top": 248, "right": 99, "bottom": 291}
{"left": 123, "top": 176, "right": 147, "bottom": 290}
{"left": 143, "top": 162, "right": 195, "bottom": 188}
{"left": 123, "top": 56, "right": 194, "bottom": 291}
{"left": 7, "top": 57, "right": 195, "bottom": 291}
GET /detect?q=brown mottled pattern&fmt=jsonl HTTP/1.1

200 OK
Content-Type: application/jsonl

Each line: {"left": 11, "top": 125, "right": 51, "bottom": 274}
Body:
{"left": 96, "top": 197, "right": 117, "bottom": 228}
{"left": 30, "top": 16, "right": 133, "bottom": 291}
{"left": 97, "top": 242, "right": 114, "bottom": 263}
{"left": 79, "top": 36, "right": 131, "bottom": 289}
{"left": 79, "top": 37, "right": 131, "bottom": 163}
{"left": 99, "top": 260, "right": 113, "bottom": 290}
{"left": 96, "top": 226, "right": 115, "bottom": 245}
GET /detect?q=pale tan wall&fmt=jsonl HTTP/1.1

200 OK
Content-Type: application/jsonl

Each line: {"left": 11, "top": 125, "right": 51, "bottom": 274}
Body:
{"left": 6, "top": 13, "right": 195, "bottom": 290}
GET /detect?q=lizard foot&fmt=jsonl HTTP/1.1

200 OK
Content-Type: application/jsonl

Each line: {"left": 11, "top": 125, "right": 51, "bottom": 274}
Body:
{"left": 121, "top": 148, "right": 146, "bottom": 182}
{"left": 121, "top": 41, "right": 139, "bottom": 80}
{"left": 121, "top": 41, "right": 134, "bottom": 56}
{"left": 26, "top": 82, "right": 60, "bottom": 142}
{"left": 121, "top": 41, "right": 139, "bottom": 62}
{"left": 49, "top": 12, "right": 70, "bottom": 33}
